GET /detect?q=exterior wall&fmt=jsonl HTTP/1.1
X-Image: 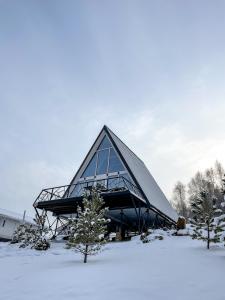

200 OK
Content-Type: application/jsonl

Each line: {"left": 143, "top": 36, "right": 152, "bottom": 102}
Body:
{"left": 0, "top": 216, "right": 22, "bottom": 241}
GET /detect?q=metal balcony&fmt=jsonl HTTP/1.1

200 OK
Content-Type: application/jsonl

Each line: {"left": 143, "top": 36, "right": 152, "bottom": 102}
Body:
{"left": 34, "top": 175, "right": 145, "bottom": 208}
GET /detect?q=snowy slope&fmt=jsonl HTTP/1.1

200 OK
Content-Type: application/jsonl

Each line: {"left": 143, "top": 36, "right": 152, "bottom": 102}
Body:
{"left": 0, "top": 234, "right": 224, "bottom": 300}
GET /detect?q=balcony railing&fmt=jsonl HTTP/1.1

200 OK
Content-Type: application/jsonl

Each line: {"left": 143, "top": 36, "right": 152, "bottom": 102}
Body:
{"left": 34, "top": 175, "right": 144, "bottom": 206}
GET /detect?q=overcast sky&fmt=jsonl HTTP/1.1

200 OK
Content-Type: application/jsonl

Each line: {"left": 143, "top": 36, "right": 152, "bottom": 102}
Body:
{"left": 1, "top": 0, "right": 225, "bottom": 217}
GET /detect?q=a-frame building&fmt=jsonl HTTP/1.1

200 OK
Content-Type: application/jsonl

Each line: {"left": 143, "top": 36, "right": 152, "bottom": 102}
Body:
{"left": 34, "top": 126, "right": 178, "bottom": 237}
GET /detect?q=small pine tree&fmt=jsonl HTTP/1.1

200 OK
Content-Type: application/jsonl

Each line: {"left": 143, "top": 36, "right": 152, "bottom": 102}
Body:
{"left": 11, "top": 223, "right": 37, "bottom": 247}
{"left": 67, "top": 188, "right": 110, "bottom": 263}
{"left": 213, "top": 214, "right": 225, "bottom": 246}
{"left": 191, "top": 190, "right": 225, "bottom": 249}
{"left": 31, "top": 213, "right": 50, "bottom": 250}
{"left": 11, "top": 212, "right": 50, "bottom": 250}
{"left": 11, "top": 223, "right": 31, "bottom": 245}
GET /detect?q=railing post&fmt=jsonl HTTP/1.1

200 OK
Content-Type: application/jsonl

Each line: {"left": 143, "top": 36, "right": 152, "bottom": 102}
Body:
{"left": 50, "top": 188, "right": 53, "bottom": 200}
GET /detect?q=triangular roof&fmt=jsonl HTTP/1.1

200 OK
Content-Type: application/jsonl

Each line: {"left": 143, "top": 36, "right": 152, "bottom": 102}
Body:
{"left": 69, "top": 125, "right": 178, "bottom": 222}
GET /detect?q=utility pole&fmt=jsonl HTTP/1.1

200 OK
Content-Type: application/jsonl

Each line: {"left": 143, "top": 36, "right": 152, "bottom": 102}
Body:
{"left": 23, "top": 210, "right": 26, "bottom": 223}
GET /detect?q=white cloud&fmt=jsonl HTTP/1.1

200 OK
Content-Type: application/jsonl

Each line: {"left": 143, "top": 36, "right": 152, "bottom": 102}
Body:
{"left": 0, "top": 160, "right": 73, "bottom": 217}
{"left": 109, "top": 108, "right": 225, "bottom": 199}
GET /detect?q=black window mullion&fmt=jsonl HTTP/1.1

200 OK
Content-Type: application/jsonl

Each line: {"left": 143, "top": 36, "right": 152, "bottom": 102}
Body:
{"left": 95, "top": 151, "right": 99, "bottom": 176}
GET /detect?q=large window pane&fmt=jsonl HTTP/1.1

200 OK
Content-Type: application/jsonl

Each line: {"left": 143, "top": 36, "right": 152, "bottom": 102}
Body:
{"left": 108, "top": 177, "right": 125, "bottom": 190}
{"left": 108, "top": 177, "right": 119, "bottom": 189}
{"left": 96, "top": 149, "right": 109, "bottom": 175}
{"left": 122, "top": 173, "right": 132, "bottom": 184}
{"left": 98, "top": 136, "right": 112, "bottom": 150}
{"left": 70, "top": 182, "right": 86, "bottom": 197}
{"left": 82, "top": 153, "right": 97, "bottom": 177}
{"left": 108, "top": 148, "right": 124, "bottom": 173}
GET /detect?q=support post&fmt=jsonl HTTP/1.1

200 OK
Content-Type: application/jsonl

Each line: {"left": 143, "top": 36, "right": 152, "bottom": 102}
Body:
{"left": 137, "top": 200, "right": 142, "bottom": 234}
{"left": 53, "top": 217, "right": 59, "bottom": 239}
{"left": 130, "top": 195, "right": 139, "bottom": 234}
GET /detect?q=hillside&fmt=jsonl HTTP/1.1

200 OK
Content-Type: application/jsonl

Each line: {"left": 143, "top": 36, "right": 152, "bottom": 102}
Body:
{"left": 0, "top": 232, "right": 224, "bottom": 300}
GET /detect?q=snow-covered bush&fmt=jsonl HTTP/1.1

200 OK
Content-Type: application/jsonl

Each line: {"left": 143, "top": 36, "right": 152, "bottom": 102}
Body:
{"left": 11, "top": 224, "right": 37, "bottom": 248}
{"left": 174, "top": 228, "right": 190, "bottom": 236}
{"left": 140, "top": 232, "right": 150, "bottom": 243}
{"left": 109, "top": 232, "right": 117, "bottom": 241}
{"left": 11, "top": 214, "right": 51, "bottom": 250}
{"left": 33, "top": 238, "right": 50, "bottom": 251}
{"left": 11, "top": 224, "right": 28, "bottom": 244}
{"left": 140, "top": 229, "right": 165, "bottom": 243}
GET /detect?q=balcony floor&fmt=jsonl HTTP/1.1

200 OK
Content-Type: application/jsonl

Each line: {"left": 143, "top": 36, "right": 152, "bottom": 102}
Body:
{"left": 35, "top": 190, "right": 147, "bottom": 216}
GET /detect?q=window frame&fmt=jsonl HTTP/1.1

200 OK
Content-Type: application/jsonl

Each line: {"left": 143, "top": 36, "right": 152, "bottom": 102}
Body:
{"left": 81, "top": 135, "right": 126, "bottom": 179}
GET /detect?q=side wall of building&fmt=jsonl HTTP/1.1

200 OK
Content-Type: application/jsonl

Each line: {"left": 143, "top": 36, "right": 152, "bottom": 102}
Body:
{"left": 0, "top": 216, "right": 21, "bottom": 241}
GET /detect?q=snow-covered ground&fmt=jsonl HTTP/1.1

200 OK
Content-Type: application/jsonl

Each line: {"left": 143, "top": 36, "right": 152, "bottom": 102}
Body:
{"left": 0, "top": 232, "right": 224, "bottom": 300}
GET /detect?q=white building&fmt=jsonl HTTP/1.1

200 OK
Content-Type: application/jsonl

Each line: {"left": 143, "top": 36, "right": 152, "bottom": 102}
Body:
{"left": 0, "top": 208, "right": 35, "bottom": 241}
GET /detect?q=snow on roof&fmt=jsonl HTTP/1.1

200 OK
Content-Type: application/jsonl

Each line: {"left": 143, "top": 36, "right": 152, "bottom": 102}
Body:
{"left": 106, "top": 126, "right": 178, "bottom": 222}
{"left": 0, "top": 208, "right": 35, "bottom": 224}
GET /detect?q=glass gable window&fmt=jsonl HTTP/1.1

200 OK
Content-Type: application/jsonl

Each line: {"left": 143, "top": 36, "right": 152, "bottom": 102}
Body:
{"left": 98, "top": 136, "right": 112, "bottom": 150}
{"left": 108, "top": 148, "right": 125, "bottom": 173}
{"left": 82, "top": 152, "right": 97, "bottom": 177}
{"left": 81, "top": 135, "right": 125, "bottom": 178}
{"left": 96, "top": 149, "right": 109, "bottom": 175}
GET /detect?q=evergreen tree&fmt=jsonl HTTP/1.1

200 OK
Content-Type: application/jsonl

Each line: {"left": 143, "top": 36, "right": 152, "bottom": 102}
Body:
{"left": 11, "top": 223, "right": 35, "bottom": 246}
{"left": 188, "top": 161, "right": 225, "bottom": 213}
{"left": 31, "top": 212, "right": 51, "bottom": 250}
{"left": 191, "top": 190, "right": 225, "bottom": 249}
{"left": 11, "top": 212, "right": 50, "bottom": 250}
{"left": 11, "top": 223, "right": 41, "bottom": 248}
{"left": 67, "top": 188, "right": 110, "bottom": 263}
